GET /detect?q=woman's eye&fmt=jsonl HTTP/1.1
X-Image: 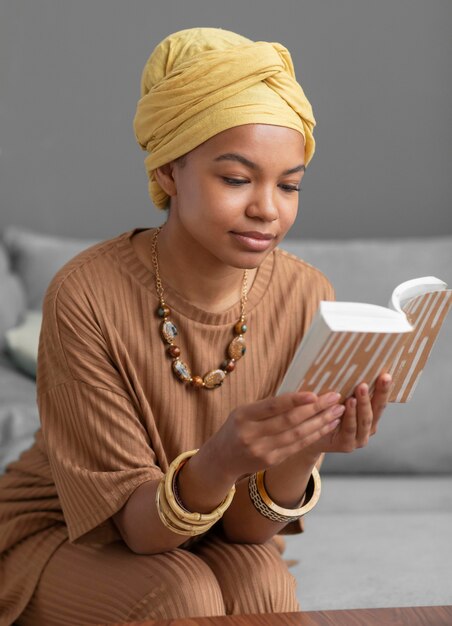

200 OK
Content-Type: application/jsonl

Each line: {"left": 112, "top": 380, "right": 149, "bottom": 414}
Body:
{"left": 279, "top": 184, "right": 302, "bottom": 193}
{"left": 222, "top": 177, "right": 248, "bottom": 186}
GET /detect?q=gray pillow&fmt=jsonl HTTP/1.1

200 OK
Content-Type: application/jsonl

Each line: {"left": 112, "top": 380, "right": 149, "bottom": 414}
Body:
{"left": 5, "top": 310, "right": 42, "bottom": 379}
{"left": 281, "top": 236, "right": 452, "bottom": 474}
{"left": 2, "top": 226, "right": 98, "bottom": 310}
{"left": 0, "top": 242, "right": 27, "bottom": 351}
{"left": 0, "top": 354, "right": 40, "bottom": 474}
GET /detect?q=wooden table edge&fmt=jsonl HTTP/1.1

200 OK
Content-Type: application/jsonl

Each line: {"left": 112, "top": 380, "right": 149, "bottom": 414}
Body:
{"left": 97, "top": 604, "right": 452, "bottom": 626}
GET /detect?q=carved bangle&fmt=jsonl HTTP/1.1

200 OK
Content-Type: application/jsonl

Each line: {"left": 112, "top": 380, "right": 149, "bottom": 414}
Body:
{"left": 248, "top": 467, "right": 321, "bottom": 523}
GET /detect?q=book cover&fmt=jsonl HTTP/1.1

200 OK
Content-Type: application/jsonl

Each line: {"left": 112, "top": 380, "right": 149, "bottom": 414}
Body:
{"left": 278, "top": 277, "right": 452, "bottom": 403}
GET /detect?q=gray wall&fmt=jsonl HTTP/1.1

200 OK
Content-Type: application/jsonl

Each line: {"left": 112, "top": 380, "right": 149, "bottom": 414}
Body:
{"left": 1, "top": 0, "right": 451, "bottom": 240}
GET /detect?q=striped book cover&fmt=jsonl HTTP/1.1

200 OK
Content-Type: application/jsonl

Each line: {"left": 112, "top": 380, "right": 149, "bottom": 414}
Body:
{"left": 278, "top": 277, "right": 452, "bottom": 403}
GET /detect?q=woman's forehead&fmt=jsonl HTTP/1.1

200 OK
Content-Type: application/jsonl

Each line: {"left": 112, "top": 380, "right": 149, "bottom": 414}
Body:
{"left": 194, "top": 124, "right": 306, "bottom": 163}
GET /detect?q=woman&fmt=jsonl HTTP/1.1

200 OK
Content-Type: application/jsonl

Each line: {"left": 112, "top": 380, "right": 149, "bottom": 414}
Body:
{"left": 0, "top": 27, "right": 391, "bottom": 625}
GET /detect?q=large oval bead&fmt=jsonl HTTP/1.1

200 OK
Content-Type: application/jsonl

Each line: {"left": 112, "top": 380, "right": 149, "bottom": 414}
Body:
{"left": 228, "top": 336, "right": 246, "bottom": 361}
{"left": 203, "top": 369, "right": 226, "bottom": 389}
{"left": 172, "top": 358, "right": 192, "bottom": 382}
{"left": 160, "top": 320, "right": 178, "bottom": 344}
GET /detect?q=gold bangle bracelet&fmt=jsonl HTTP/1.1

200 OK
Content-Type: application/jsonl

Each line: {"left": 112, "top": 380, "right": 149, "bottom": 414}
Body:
{"left": 159, "top": 482, "right": 213, "bottom": 530}
{"left": 156, "top": 450, "right": 237, "bottom": 536}
{"left": 164, "top": 450, "right": 236, "bottom": 524}
{"left": 250, "top": 467, "right": 321, "bottom": 522}
{"left": 156, "top": 480, "right": 215, "bottom": 536}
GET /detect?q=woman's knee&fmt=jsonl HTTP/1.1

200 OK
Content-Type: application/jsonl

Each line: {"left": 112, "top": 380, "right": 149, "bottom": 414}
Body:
{"left": 194, "top": 538, "right": 300, "bottom": 615}
{"left": 127, "top": 548, "right": 226, "bottom": 620}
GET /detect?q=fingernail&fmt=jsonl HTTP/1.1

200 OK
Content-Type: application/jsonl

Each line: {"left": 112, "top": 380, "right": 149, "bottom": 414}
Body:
{"left": 332, "top": 404, "right": 345, "bottom": 417}
{"left": 329, "top": 418, "right": 341, "bottom": 429}
{"left": 349, "top": 397, "right": 357, "bottom": 409}
{"left": 326, "top": 392, "right": 341, "bottom": 404}
{"left": 382, "top": 375, "right": 392, "bottom": 388}
{"left": 360, "top": 383, "right": 368, "bottom": 397}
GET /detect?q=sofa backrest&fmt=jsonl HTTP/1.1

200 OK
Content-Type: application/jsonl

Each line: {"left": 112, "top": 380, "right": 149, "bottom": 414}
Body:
{"left": 2, "top": 226, "right": 99, "bottom": 311}
{"left": 0, "top": 241, "right": 26, "bottom": 351}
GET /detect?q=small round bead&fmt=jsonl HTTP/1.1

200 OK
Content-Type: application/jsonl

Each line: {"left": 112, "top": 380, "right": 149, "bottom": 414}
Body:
{"left": 234, "top": 320, "right": 247, "bottom": 335}
{"left": 157, "top": 305, "right": 171, "bottom": 318}
{"left": 168, "top": 345, "right": 181, "bottom": 357}
{"left": 191, "top": 375, "right": 204, "bottom": 388}
{"left": 224, "top": 360, "right": 236, "bottom": 373}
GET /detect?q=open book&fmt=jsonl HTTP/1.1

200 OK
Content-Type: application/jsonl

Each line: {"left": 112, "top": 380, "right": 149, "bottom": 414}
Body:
{"left": 278, "top": 277, "right": 451, "bottom": 403}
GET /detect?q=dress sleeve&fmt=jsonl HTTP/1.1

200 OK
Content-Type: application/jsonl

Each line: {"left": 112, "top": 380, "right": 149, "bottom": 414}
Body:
{"left": 37, "top": 272, "right": 163, "bottom": 542}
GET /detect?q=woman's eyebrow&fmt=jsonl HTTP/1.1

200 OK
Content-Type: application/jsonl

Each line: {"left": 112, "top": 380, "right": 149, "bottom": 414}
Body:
{"left": 214, "top": 153, "right": 257, "bottom": 169}
{"left": 213, "top": 153, "right": 305, "bottom": 175}
{"left": 283, "top": 164, "right": 306, "bottom": 175}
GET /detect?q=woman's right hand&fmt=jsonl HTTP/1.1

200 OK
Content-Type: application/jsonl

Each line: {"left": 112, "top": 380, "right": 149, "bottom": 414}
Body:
{"left": 210, "top": 390, "right": 345, "bottom": 481}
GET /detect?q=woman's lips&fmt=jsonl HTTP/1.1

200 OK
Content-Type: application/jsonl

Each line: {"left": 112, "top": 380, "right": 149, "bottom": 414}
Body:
{"left": 230, "top": 231, "right": 275, "bottom": 252}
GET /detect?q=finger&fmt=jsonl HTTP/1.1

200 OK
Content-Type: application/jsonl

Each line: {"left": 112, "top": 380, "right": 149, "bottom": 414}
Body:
{"left": 238, "top": 391, "right": 319, "bottom": 422}
{"left": 253, "top": 390, "right": 343, "bottom": 438}
{"left": 263, "top": 401, "right": 346, "bottom": 449}
{"left": 370, "top": 373, "right": 392, "bottom": 435}
{"left": 268, "top": 414, "right": 343, "bottom": 461}
{"left": 337, "top": 396, "right": 357, "bottom": 451}
{"left": 240, "top": 389, "right": 342, "bottom": 424}
{"left": 355, "top": 383, "right": 373, "bottom": 447}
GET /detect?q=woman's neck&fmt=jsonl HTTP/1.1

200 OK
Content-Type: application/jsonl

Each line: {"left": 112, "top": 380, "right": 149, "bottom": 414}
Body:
{"left": 132, "top": 226, "right": 257, "bottom": 314}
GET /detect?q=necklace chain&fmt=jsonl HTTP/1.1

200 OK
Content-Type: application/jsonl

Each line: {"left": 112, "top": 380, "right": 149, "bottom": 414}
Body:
{"left": 151, "top": 227, "right": 249, "bottom": 390}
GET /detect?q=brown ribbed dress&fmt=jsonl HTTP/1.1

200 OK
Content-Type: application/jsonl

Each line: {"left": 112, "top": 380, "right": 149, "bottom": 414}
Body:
{"left": 0, "top": 228, "right": 334, "bottom": 625}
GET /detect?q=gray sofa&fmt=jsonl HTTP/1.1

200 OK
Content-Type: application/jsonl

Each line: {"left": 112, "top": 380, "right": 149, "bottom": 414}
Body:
{"left": 1, "top": 226, "right": 451, "bottom": 612}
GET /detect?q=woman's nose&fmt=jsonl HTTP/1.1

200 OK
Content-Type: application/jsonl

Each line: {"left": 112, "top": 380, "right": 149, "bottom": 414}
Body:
{"left": 245, "top": 188, "right": 278, "bottom": 222}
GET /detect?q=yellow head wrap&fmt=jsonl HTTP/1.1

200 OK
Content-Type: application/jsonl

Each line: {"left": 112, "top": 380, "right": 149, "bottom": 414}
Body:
{"left": 133, "top": 27, "right": 316, "bottom": 209}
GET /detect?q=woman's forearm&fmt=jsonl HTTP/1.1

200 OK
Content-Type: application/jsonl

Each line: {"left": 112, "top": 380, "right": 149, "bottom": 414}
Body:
{"left": 112, "top": 479, "right": 188, "bottom": 554}
{"left": 112, "top": 439, "right": 237, "bottom": 554}
{"left": 220, "top": 452, "right": 321, "bottom": 544}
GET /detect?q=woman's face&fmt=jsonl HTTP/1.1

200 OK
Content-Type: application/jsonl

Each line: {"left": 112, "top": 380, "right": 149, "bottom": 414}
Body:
{"left": 162, "top": 123, "right": 306, "bottom": 270}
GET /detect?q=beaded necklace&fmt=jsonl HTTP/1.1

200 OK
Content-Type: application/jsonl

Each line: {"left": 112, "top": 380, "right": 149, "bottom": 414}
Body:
{"left": 151, "top": 227, "right": 248, "bottom": 389}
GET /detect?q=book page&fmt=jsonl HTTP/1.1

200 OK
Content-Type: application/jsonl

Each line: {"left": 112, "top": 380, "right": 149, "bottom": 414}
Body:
{"left": 390, "top": 276, "right": 447, "bottom": 313}
{"left": 388, "top": 289, "right": 452, "bottom": 402}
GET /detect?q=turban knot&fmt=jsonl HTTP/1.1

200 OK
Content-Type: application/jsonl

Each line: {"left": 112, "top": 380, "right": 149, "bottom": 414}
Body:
{"left": 133, "top": 28, "right": 316, "bottom": 209}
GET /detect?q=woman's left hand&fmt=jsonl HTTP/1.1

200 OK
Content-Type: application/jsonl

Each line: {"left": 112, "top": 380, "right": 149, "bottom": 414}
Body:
{"left": 303, "top": 372, "right": 392, "bottom": 456}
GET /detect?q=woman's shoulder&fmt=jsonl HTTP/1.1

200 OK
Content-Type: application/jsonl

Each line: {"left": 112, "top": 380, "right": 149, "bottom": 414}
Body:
{"left": 43, "top": 230, "right": 135, "bottom": 307}
{"left": 272, "top": 246, "right": 335, "bottom": 299}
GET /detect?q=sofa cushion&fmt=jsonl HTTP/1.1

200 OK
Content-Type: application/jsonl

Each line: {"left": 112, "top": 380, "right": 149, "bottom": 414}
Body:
{"left": 281, "top": 236, "right": 452, "bottom": 474}
{"left": 5, "top": 311, "right": 42, "bottom": 379}
{"left": 2, "top": 226, "right": 98, "bottom": 310}
{"left": 286, "top": 475, "right": 452, "bottom": 610}
{"left": 0, "top": 353, "right": 40, "bottom": 474}
{"left": 0, "top": 242, "right": 26, "bottom": 351}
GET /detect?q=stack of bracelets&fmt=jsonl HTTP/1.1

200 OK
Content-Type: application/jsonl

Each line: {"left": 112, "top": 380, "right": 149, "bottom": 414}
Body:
{"left": 156, "top": 449, "right": 322, "bottom": 536}
{"left": 156, "top": 450, "right": 236, "bottom": 536}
